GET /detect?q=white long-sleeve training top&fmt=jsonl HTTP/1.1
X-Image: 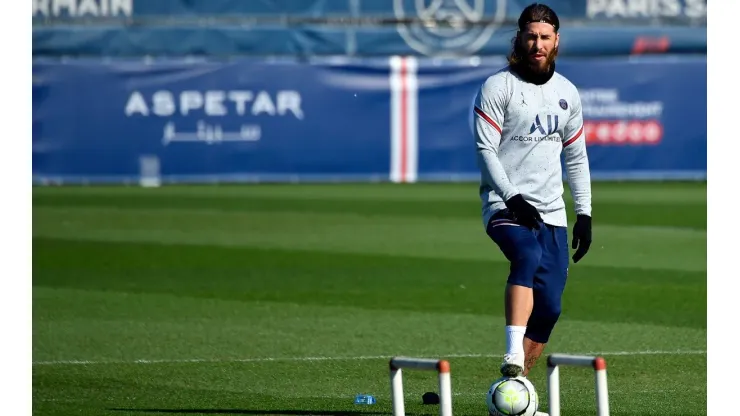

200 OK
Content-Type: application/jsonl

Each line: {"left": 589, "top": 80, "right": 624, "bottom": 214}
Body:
{"left": 473, "top": 65, "right": 592, "bottom": 228}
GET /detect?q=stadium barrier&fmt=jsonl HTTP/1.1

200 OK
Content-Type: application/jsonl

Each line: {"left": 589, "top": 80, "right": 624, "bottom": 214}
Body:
{"left": 32, "top": 0, "right": 706, "bottom": 57}
{"left": 32, "top": 55, "right": 706, "bottom": 184}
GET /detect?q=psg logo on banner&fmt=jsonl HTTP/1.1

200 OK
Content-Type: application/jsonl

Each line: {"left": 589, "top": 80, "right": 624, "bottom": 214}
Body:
{"left": 394, "top": 0, "right": 507, "bottom": 56}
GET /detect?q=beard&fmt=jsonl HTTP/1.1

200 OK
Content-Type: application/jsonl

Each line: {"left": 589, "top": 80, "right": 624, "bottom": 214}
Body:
{"left": 513, "top": 41, "right": 558, "bottom": 73}
{"left": 527, "top": 47, "right": 558, "bottom": 72}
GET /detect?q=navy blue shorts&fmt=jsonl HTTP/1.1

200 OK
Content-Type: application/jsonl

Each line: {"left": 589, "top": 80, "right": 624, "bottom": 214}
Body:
{"left": 485, "top": 210, "right": 570, "bottom": 343}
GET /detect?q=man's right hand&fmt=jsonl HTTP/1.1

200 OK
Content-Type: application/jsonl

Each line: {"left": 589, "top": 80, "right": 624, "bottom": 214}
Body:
{"left": 505, "top": 194, "right": 543, "bottom": 230}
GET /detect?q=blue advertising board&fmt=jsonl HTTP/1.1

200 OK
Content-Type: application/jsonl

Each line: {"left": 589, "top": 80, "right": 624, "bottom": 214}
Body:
{"left": 33, "top": 57, "right": 394, "bottom": 182}
{"left": 419, "top": 56, "right": 707, "bottom": 180}
{"left": 32, "top": 55, "right": 707, "bottom": 184}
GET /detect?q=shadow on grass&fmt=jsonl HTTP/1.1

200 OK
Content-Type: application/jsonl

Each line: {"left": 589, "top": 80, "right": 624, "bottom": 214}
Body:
{"left": 109, "top": 409, "right": 429, "bottom": 416}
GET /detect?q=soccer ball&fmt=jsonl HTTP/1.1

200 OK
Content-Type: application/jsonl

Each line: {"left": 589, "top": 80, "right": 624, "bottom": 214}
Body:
{"left": 486, "top": 376, "right": 539, "bottom": 416}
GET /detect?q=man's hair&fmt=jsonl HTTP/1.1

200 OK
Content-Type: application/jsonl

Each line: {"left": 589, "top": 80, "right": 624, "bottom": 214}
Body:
{"left": 508, "top": 3, "right": 560, "bottom": 66}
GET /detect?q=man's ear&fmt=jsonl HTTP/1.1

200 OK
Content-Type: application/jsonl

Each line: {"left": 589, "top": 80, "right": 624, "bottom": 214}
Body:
{"left": 555, "top": 32, "right": 560, "bottom": 49}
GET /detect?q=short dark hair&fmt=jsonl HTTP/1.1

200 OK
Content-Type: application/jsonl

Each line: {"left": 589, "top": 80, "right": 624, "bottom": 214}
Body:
{"left": 517, "top": 3, "right": 560, "bottom": 32}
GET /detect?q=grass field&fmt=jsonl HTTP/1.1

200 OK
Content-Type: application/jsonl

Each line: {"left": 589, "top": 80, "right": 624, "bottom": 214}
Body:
{"left": 32, "top": 182, "right": 707, "bottom": 416}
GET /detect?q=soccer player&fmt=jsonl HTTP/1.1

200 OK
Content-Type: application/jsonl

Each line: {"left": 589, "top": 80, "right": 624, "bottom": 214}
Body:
{"left": 472, "top": 3, "right": 593, "bottom": 378}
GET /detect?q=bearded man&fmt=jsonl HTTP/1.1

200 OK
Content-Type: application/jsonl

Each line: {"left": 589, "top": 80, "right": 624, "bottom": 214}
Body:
{"left": 472, "top": 2, "right": 594, "bottom": 378}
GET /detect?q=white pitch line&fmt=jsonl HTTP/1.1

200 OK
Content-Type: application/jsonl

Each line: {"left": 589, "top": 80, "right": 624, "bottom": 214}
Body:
{"left": 32, "top": 350, "right": 706, "bottom": 366}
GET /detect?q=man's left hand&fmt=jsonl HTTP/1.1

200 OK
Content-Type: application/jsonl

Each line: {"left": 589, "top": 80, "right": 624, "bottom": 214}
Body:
{"left": 571, "top": 214, "right": 592, "bottom": 263}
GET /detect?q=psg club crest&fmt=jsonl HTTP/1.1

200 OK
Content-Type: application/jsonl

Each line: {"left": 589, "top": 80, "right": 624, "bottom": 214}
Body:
{"left": 559, "top": 99, "right": 568, "bottom": 110}
{"left": 394, "top": 0, "right": 507, "bottom": 56}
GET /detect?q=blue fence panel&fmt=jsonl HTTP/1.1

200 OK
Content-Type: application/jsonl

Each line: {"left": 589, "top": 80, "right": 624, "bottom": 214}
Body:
{"left": 32, "top": 0, "right": 706, "bottom": 57}
{"left": 32, "top": 55, "right": 706, "bottom": 184}
{"left": 33, "top": 57, "right": 394, "bottom": 183}
{"left": 564, "top": 56, "right": 707, "bottom": 180}
{"left": 33, "top": 24, "right": 706, "bottom": 57}
{"left": 417, "top": 55, "right": 707, "bottom": 181}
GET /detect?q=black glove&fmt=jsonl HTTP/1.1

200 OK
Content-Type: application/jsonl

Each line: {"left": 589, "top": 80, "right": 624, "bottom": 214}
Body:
{"left": 504, "top": 194, "right": 543, "bottom": 230}
{"left": 571, "top": 214, "right": 592, "bottom": 263}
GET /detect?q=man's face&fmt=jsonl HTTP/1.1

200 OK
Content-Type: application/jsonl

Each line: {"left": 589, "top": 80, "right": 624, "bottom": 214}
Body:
{"left": 519, "top": 22, "right": 559, "bottom": 72}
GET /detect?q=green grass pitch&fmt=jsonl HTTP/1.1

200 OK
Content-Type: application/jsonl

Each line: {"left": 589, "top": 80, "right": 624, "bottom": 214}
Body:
{"left": 32, "top": 181, "right": 707, "bottom": 416}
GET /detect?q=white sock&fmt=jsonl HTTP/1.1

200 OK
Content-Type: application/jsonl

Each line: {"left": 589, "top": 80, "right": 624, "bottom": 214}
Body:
{"left": 505, "top": 325, "right": 526, "bottom": 356}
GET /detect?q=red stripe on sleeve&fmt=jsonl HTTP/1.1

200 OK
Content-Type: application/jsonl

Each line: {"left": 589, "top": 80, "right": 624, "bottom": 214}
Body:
{"left": 474, "top": 106, "right": 502, "bottom": 134}
{"left": 563, "top": 126, "right": 584, "bottom": 147}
